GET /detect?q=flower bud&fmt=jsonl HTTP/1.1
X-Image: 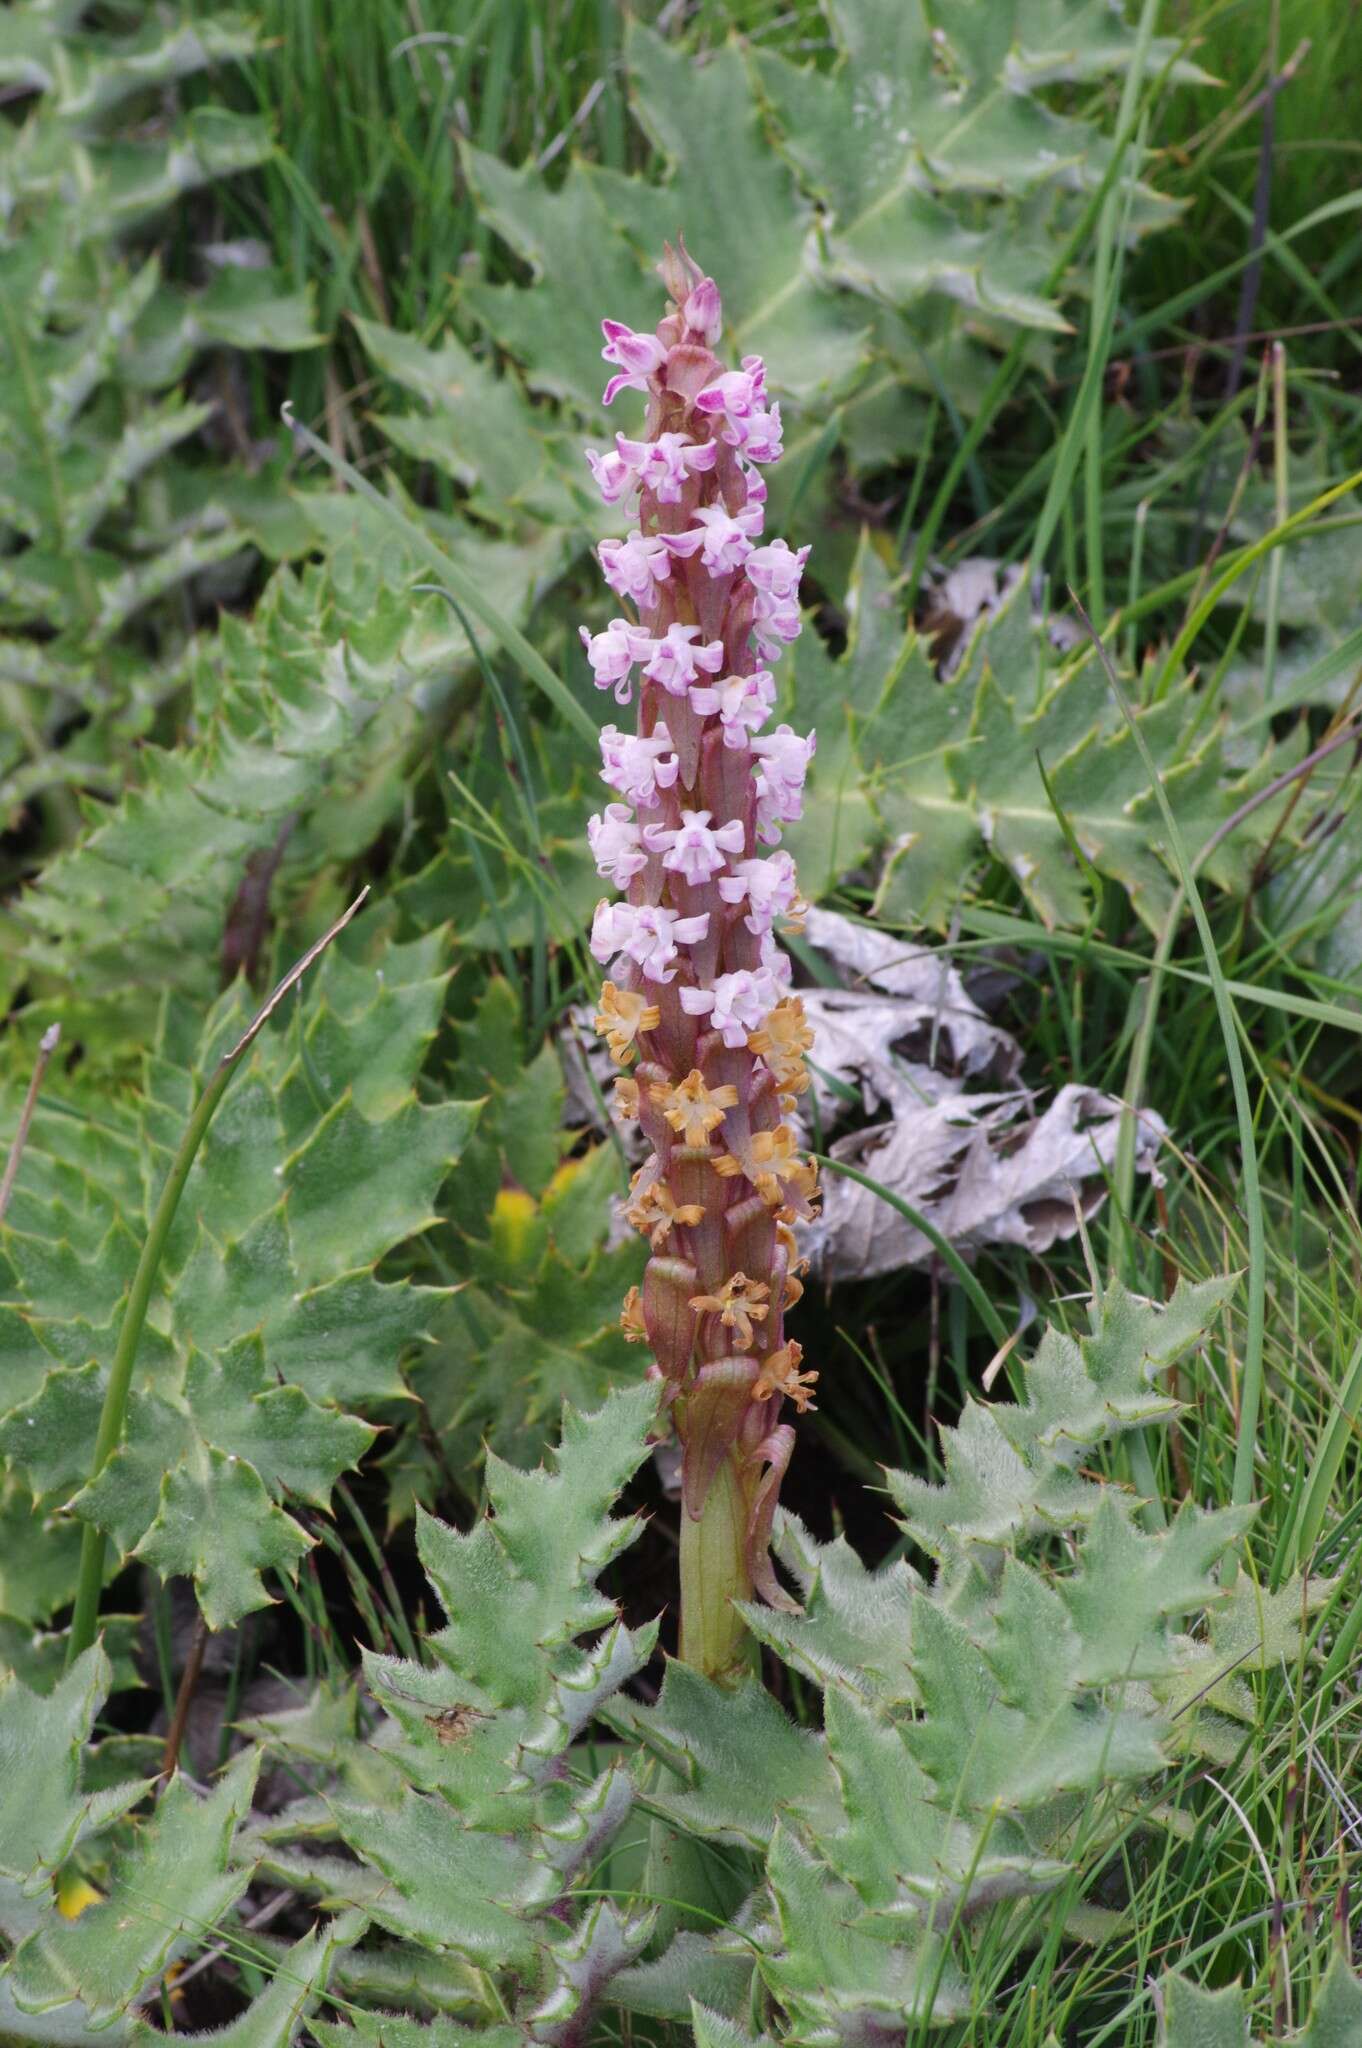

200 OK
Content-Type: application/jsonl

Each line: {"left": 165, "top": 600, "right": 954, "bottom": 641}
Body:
{"left": 682, "top": 275, "right": 723, "bottom": 347}
{"left": 745, "top": 1424, "right": 798, "bottom": 1609}
{"left": 680, "top": 1355, "right": 759, "bottom": 1519}
{"left": 658, "top": 235, "right": 706, "bottom": 311}
{"left": 642, "top": 1256, "right": 699, "bottom": 1380}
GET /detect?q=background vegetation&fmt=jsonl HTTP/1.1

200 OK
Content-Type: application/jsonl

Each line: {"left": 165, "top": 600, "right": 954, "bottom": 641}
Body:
{"left": 1, "top": 1, "right": 1360, "bottom": 2043}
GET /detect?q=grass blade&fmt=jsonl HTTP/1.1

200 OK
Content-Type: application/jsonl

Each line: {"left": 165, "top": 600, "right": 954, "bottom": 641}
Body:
{"left": 1072, "top": 596, "right": 1266, "bottom": 1520}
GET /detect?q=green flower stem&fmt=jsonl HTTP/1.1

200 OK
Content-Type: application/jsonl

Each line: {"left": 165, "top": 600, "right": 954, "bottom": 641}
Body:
{"left": 679, "top": 1451, "right": 754, "bottom": 1684}
{"left": 65, "top": 891, "right": 369, "bottom": 1666}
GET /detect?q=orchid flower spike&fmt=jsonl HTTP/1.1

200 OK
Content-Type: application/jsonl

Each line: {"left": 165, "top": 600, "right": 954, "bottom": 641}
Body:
{"left": 580, "top": 250, "right": 819, "bottom": 1678}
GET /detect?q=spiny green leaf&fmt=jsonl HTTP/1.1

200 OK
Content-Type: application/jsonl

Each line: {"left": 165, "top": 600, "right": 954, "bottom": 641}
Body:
{"left": 11, "top": 550, "right": 558, "bottom": 1031}
{"left": 889, "top": 1278, "right": 1235, "bottom": 1563}
{"left": 759, "top": 1822, "right": 971, "bottom": 2032}
{"left": 419, "top": 1382, "right": 656, "bottom": 1710}
{"left": 0, "top": 1364, "right": 106, "bottom": 1508}
{"left": 1158, "top": 1974, "right": 1250, "bottom": 2048}
{"left": 457, "top": 152, "right": 669, "bottom": 416}
{"left": 284, "top": 1093, "right": 480, "bottom": 1290}
{"left": 621, "top": 28, "right": 866, "bottom": 401}
{"left": 522, "top": 1897, "right": 655, "bottom": 2046}
{"left": 0, "top": 1646, "right": 151, "bottom": 1895}
{"left": 619, "top": 1663, "right": 838, "bottom": 1849}
{"left": 1286, "top": 1952, "right": 1362, "bottom": 2046}
{"left": 1062, "top": 1495, "right": 1255, "bottom": 1685}
{"left": 1, "top": 931, "right": 473, "bottom": 1629}
{"left": 0, "top": 1478, "right": 92, "bottom": 1626}
{"left": 1159, "top": 1566, "right": 1339, "bottom": 1738}
{"left": 0, "top": 1972, "right": 130, "bottom": 2046}
{"left": 254, "top": 1394, "right": 669, "bottom": 2033}
{"left": 758, "top": 0, "right": 1189, "bottom": 329}
{"left": 689, "top": 2006, "right": 778, "bottom": 2048}
{"left": 131, "top": 1443, "right": 313, "bottom": 1632}
{"left": 609, "top": 1938, "right": 752, "bottom": 2024}
{"left": 37, "top": 14, "right": 260, "bottom": 125}
{"left": 864, "top": 585, "right": 1291, "bottom": 931}
{"left": 355, "top": 316, "right": 595, "bottom": 536}
{"left": 0, "top": 1615, "right": 140, "bottom": 1698}
{"left": 182, "top": 1340, "right": 378, "bottom": 1509}
{"left": 0, "top": 1, "right": 319, "bottom": 856}
{"left": 126, "top": 1918, "right": 352, "bottom": 2048}
{"left": 780, "top": 534, "right": 904, "bottom": 899}
{"left": 7, "top": 1752, "right": 258, "bottom": 2026}
{"left": 311, "top": 2019, "right": 519, "bottom": 2048}
{"left": 412, "top": 977, "right": 642, "bottom": 1481}
{"left": 70, "top": 1336, "right": 376, "bottom": 1605}
{"left": 328, "top": 1789, "right": 543, "bottom": 1966}
{"left": 908, "top": 1565, "right": 1169, "bottom": 1811}
{"left": 736, "top": 1511, "right": 921, "bottom": 1706}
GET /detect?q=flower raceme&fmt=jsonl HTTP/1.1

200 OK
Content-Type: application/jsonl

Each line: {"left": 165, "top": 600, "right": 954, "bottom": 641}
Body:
{"left": 583, "top": 242, "right": 819, "bottom": 1667}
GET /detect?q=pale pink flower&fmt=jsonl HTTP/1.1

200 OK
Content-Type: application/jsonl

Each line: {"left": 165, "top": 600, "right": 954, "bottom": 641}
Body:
{"left": 615, "top": 431, "right": 717, "bottom": 505}
{"left": 580, "top": 618, "right": 655, "bottom": 704}
{"left": 682, "top": 276, "right": 723, "bottom": 346}
{"left": 588, "top": 802, "right": 648, "bottom": 886}
{"left": 740, "top": 404, "right": 783, "bottom": 465}
{"left": 695, "top": 358, "right": 783, "bottom": 463}
{"left": 600, "top": 319, "right": 668, "bottom": 406}
{"left": 695, "top": 357, "right": 767, "bottom": 427}
{"left": 592, "top": 900, "right": 710, "bottom": 984}
{"left": 752, "top": 724, "right": 816, "bottom": 842}
{"left": 759, "top": 931, "right": 794, "bottom": 985}
{"left": 680, "top": 966, "right": 786, "bottom": 1048}
{"left": 751, "top": 590, "right": 804, "bottom": 662}
{"left": 717, "top": 851, "right": 802, "bottom": 934}
{"left": 661, "top": 502, "right": 764, "bottom": 576}
{"left": 590, "top": 898, "right": 639, "bottom": 964}
{"left": 599, "top": 530, "right": 673, "bottom": 609}
{"left": 747, "top": 544, "right": 809, "bottom": 660}
{"left": 644, "top": 809, "right": 747, "bottom": 886}
{"left": 598, "top": 724, "right": 680, "bottom": 809}
{"left": 585, "top": 445, "right": 638, "bottom": 504}
{"left": 644, "top": 622, "right": 725, "bottom": 697}
{"left": 689, "top": 669, "right": 777, "bottom": 746}
{"left": 746, "top": 539, "right": 810, "bottom": 601}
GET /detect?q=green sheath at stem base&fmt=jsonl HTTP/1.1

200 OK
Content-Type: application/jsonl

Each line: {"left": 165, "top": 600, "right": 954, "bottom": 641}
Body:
{"left": 678, "top": 1451, "right": 755, "bottom": 1684}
